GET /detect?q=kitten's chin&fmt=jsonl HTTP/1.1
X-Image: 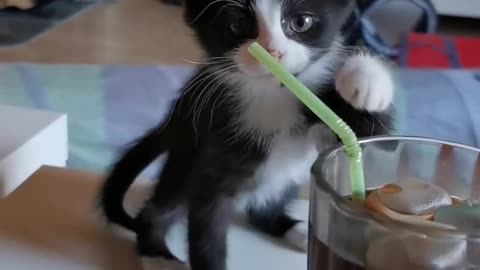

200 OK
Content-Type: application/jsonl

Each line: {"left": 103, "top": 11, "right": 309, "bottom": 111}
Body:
{"left": 249, "top": 72, "right": 281, "bottom": 85}
{"left": 234, "top": 42, "right": 306, "bottom": 84}
{"left": 253, "top": 72, "right": 275, "bottom": 80}
{"left": 236, "top": 64, "right": 275, "bottom": 81}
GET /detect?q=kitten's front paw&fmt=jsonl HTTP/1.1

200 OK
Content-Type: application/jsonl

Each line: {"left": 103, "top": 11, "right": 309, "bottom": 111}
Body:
{"left": 335, "top": 55, "right": 394, "bottom": 112}
{"left": 285, "top": 222, "right": 308, "bottom": 252}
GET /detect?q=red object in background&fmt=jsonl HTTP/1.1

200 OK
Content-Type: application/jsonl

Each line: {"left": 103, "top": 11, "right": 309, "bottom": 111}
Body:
{"left": 398, "top": 33, "right": 480, "bottom": 69}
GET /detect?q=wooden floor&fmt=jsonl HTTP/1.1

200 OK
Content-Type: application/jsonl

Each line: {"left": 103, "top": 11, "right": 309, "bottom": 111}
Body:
{"left": 0, "top": 1, "right": 478, "bottom": 65}
{"left": 0, "top": 0, "right": 202, "bottom": 64}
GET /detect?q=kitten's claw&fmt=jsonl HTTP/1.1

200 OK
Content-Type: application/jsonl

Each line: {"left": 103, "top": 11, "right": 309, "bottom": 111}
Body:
{"left": 335, "top": 55, "right": 394, "bottom": 112}
{"left": 141, "top": 257, "right": 189, "bottom": 270}
{"left": 285, "top": 222, "right": 308, "bottom": 252}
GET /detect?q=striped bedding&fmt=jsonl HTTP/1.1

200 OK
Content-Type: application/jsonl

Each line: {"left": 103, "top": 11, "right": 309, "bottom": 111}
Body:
{"left": 1, "top": 63, "right": 479, "bottom": 181}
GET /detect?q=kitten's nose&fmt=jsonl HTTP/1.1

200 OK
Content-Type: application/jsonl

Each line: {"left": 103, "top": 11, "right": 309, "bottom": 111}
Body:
{"left": 256, "top": 20, "right": 284, "bottom": 60}
{"left": 267, "top": 48, "right": 284, "bottom": 60}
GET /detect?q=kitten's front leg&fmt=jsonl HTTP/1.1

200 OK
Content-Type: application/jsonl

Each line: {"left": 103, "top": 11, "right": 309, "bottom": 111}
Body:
{"left": 335, "top": 53, "right": 394, "bottom": 112}
{"left": 188, "top": 193, "right": 233, "bottom": 270}
{"left": 187, "top": 142, "right": 264, "bottom": 270}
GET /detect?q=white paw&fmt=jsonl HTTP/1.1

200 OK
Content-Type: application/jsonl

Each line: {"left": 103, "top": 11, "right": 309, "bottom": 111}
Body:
{"left": 141, "top": 257, "right": 189, "bottom": 270}
{"left": 285, "top": 222, "right": 308, "bottom": 252}
{"left": 335, "top": 54, "right": 394, "bottom": 112}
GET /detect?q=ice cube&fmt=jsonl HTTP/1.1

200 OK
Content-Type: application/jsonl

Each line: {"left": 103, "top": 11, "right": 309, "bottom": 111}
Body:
{"left": 435, "top": 205, "right": 480, "bottom": 231}
{"left": 366, "top": 232, "right": 467, "bottom": 270}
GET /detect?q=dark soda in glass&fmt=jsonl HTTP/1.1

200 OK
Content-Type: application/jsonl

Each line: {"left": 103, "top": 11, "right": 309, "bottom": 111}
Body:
{"left": 307, "top": 222, "right": 364, "bottom": 270}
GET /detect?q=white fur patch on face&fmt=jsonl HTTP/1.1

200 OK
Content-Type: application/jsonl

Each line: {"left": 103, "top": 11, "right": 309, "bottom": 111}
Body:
{"left": 335, "top": 54, "right": 394, "bottom": 112}
{"left": 235, "top": 0, "right": 312, "bottom": 77}
{"left": 298, "top": 36, "right": 345, "bottom": 89}
{"left": 230, "top": 6, "right": 347, "bottom": 138}
{"left": 253, "top": 0, "right": 311, "bottom": 75}
{"left": 228, "top": 1, "right": 345, "bottom": 144}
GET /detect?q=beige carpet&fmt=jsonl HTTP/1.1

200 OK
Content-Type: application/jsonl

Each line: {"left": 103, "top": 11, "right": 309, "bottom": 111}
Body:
{"left": 0, "top": 0, "right": 202, "bottom": 64}
{"left": 0, "top": 0, "right": 478, "bottom": 65}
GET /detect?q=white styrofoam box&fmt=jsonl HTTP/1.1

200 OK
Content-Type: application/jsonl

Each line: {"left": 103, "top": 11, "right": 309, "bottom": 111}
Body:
{"left": 0, "top": 105, "right": 68, "bottom": 196}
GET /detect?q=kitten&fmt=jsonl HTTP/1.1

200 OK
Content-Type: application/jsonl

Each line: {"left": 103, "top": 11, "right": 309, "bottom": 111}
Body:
{"left": 100, "top": 0, "right": 395, "bottom": 270}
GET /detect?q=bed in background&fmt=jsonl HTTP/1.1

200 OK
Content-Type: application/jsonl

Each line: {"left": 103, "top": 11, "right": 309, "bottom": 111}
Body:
{"left": 0, "top": 64, "right": 479, "bottom": 181}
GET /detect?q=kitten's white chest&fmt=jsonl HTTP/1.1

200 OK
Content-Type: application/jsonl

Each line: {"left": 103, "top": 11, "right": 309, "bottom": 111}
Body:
{"left": 244, "top": 124, "right": 335, "bottom": 206}
{"left": 261, "top": 133, "right": 317, "bottom": 183}
{"left": 233, "top": 79, "right": 336, "bottom": 206}
{"left": 235, "top": 79, "right": 301, "bottom": 135}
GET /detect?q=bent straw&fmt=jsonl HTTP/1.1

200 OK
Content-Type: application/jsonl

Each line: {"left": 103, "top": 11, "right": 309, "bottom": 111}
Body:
{"left": 248, "top": 42, "right": 366, "bottom": 203}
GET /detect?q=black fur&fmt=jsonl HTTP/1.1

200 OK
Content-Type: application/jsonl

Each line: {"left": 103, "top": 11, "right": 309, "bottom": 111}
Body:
{"left": 99, "top": 1, "right": 394, "bottom": 270}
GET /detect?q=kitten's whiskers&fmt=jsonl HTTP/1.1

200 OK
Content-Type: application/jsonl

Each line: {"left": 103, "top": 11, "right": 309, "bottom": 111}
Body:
{"left": 186, "top": 66, "right": 227, "bottom": 134}
{"left": 191, "top": 64, "right": 237, "bottom": 130}
{"left": 179, "top": 58, "right": 232, "bottom": 109}
{"left": 189, "top": 0, "right": 244, "bottom": 24}
{"left": 208, "top": 73, "right": 236, "bottom": 129}
{"left": 370, "top": 114, "right": 393, "bottom": 135}
{"left": 183, "top": 60, "right": 237, "bottom": 135}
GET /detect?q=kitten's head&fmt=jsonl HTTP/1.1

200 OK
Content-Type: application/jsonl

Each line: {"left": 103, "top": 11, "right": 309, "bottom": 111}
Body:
{"left": 184, "top": 0, "right": 354, "bottom": 81}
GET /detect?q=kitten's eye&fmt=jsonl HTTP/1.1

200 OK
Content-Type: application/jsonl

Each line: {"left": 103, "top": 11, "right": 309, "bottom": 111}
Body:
{"left": 289, "top": 15, "right": 314, "bottom": 33}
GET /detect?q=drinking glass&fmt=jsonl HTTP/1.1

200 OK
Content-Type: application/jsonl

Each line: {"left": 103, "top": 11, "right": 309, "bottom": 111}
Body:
{"left": 308, "top": 136, "right": 480, "bottom": 270}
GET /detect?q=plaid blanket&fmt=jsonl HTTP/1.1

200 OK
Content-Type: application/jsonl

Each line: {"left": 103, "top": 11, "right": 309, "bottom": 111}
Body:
{"left": 1, "top": 63, "right": 478, "bottom": 180}
{"left": 0, "top": 64, "right": 191, "bottom": 179}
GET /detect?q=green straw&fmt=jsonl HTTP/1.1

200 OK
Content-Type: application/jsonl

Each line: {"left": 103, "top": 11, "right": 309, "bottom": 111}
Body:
{"left": 248, "top": 42, "right": 366, "bottom": 203}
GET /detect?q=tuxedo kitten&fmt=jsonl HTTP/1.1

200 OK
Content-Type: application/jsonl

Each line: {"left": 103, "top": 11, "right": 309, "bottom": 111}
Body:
{"left": 100, "top": 0, "right": 395, "bottom": 270}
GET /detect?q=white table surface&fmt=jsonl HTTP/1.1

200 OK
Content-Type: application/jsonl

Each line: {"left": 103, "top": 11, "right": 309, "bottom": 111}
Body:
{"left": 0, "top": 105, "right": 67, "bottom": 196}
{"left": 0, "top": 167, "right": 309, "bottom": 270}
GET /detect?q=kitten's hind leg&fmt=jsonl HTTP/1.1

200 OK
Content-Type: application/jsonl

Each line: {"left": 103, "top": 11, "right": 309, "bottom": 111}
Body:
{"left": 246, "top": 185, "right": 308, "bottom": 252}
{"left": 135, "top": 191, "right": 186, "bottom": 269}
{"left": 136, "top": 150, "right": 193, "bottom": 270}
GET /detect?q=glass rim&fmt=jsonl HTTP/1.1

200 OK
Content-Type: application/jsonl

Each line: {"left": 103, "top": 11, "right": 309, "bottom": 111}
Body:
{"left": 312, "top": 135, "right": 480, "bottom": 239}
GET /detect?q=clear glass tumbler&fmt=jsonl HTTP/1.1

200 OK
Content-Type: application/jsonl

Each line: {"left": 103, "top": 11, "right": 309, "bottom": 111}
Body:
{"left": 308, "top": 136, "right": 480, "bottom": 270}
